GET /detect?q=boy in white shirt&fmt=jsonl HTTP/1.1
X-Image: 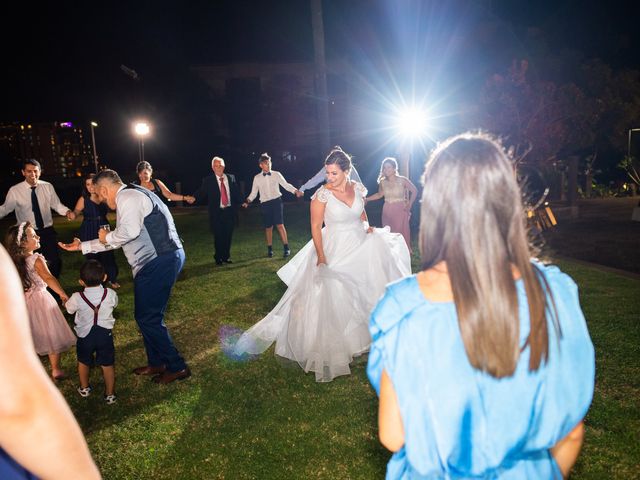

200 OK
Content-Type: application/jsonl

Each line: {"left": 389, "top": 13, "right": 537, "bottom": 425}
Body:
{"left": 65, "top": 259, "right": 118, "bottom": 404}
{"left": 242, "top": 153, "right": 301, "bottom": 258}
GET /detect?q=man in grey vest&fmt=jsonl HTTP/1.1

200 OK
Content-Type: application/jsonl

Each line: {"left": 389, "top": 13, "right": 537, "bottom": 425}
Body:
{"left": 59, "top": 170, "right": 190, "bottom": 384}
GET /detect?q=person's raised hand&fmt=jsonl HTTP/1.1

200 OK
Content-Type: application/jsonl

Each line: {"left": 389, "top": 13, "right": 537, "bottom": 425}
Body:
{"left": 98, "top": 228, "right": 109, "bottom": 244}
{"left": 58, "top": 238, "right": 82, "bottom": 252}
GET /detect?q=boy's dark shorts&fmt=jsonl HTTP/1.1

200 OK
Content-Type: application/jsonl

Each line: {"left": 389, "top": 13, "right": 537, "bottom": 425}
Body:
{"left": 261, "top": 197, "right": 284, "bottom": 228}
{"left": 76, "top": 325, "right": 115, "bottom": 366}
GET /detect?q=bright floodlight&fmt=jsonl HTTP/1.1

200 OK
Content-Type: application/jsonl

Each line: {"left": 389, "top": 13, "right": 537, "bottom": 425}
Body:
{"left": 134, "top": 122, "right": 150, "bottom": 137}
{"left": 395, "top": 107, "right": 428, "bottom": 138}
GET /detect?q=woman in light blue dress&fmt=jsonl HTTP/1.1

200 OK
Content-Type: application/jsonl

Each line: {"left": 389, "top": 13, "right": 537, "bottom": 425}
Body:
{"left": 367, "top": 133, "right": 595, "bottom": 479}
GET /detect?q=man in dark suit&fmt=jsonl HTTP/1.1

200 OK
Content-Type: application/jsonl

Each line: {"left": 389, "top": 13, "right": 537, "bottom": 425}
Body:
{"left": 190, "top": 156, "right": 242, "bottom": 265}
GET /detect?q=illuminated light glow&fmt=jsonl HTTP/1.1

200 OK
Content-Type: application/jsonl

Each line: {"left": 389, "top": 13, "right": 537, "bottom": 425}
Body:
{"left": 60, "top": 122, "right": 73, "bottom": 128}
{"left": 395, "top": 107, "right": 429, "bottom": 139}
{"left": 91, "top": 121, "right": 98, "bottom": 127}
{"left": 134, "top": 121, "right": 150, "bottom": 136}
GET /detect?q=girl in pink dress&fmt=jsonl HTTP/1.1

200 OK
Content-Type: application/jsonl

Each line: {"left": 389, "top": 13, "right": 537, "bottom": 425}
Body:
{"left": 366, "top": 157, "right": 418, "bottom": 252}
{"left": 5, "top": 222, "right": 76, "bottom": 380}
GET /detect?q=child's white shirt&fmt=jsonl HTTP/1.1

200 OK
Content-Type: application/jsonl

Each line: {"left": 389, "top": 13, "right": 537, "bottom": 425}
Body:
{"left": 246, "top": 170, "right": 297, "bottom": 203}
{"left": 65, "top": 286, "right": 118, "bottom": 338}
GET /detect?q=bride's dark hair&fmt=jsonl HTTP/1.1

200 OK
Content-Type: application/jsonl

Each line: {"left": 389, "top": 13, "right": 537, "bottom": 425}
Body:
{"left": 324, "top": 146, "right": 352, "bottom": 173}
{"left": 420, "top": 132, "right": 560, "bottom": 378}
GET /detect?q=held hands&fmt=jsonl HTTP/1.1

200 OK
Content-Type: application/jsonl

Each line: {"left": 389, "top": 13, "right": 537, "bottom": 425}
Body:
{"left": 59, "top": 292, "right": 69, "bottom": 304}
{"left": 242, "top": 200, "right": 249, "bottom": 208}
{"left": 183, "top": 195, "right": 196, "bottom": 204}
{"left": 58, "top": 238, "right": 82, "bottom": 252}
{"left": 316, "top": 254, "right": 327, "bottom": 266}
{"left": 98, "top": 228, "right": 109, "bottom": 244}
{"left": 295, "top": 190, "right": 304, "bottom": 198}
{"left": 66, "top": 210, "right": 76, "bottom": 221}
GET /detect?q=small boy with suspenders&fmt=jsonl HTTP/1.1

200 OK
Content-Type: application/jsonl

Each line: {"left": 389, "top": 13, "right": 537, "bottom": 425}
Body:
{"left": 65, "top": 259, "right": 118, "bottom": 404}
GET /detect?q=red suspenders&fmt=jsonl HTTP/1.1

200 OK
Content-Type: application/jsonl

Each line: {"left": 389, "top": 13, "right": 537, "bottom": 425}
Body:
{"left": 79, "top": 288, "right": 108, "bottom": 325}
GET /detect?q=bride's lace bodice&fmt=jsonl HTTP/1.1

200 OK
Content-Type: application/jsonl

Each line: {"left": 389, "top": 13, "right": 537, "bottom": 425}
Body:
{"left": 311, "top": 183, "right": 367, "bottom": 228}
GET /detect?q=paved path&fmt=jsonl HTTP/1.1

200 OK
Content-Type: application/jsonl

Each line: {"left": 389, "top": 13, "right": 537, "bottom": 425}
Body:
{"left": 543, "top": 197, "right": 640, "bottom": 275}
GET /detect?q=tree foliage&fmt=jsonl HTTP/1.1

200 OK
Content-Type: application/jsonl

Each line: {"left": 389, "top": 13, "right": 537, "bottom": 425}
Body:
{"left": 471, "top": 56, "right": 640, "bottom": 182}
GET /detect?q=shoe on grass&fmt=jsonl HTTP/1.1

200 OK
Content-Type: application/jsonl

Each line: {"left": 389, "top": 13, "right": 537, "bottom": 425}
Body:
{"left": 104, "top": 394, "right": 117, "bottom": 405}
{"left": 77, "top": 386, "right": 92, "bottom": 398}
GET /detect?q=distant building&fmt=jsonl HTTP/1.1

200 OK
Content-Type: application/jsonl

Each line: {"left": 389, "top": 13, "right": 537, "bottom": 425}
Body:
{"left": 0, "top": 121, "right": 92, "bottom": 179}
{"left": 191, "top": 60, "right": 356, "bottom": 182}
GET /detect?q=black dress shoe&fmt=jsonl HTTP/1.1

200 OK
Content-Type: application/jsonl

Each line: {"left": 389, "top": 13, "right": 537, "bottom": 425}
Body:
{"left": 132, "top": 365, "right": 166, "bottom": 375}
{"left": 152, "top": 367, "right": 192, "bottom": 384}
{"left": 223, "top": 259, "right": 233, "bottom": 264}
{"left": 283, "top": 249, "right": 291, "bottom": 258}
{"left": 215, "top": 260, "right": 223, "bottom": 266}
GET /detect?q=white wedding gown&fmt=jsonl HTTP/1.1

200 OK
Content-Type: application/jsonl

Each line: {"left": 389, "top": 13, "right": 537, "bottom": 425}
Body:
{"left": 234, "top": 183, "right": 412, "bottom": 381}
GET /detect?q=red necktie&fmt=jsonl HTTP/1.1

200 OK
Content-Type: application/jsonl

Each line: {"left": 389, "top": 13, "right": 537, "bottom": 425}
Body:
{"left": 219, "top": 176, "right": 229, "bottom": 206}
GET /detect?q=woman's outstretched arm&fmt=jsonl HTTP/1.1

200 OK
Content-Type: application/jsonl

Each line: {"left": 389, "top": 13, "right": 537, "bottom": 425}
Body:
{"left": 0, "top": 246, "right": 101, "bottom": 479}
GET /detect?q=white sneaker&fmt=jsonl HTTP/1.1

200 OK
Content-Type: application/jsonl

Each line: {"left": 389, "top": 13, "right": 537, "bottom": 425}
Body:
{"left": 77, "top": 386, "right": 92, "bottom": 398}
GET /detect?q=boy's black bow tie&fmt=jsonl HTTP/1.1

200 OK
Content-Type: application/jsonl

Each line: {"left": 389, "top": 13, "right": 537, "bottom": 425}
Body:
{"left": 263, "top": 172, "right": 271, "bottom": 176}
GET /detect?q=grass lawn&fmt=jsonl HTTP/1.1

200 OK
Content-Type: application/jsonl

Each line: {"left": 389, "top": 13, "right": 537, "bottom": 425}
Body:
{"left": 5, "top": 203, "right": 638, "bottom": 479}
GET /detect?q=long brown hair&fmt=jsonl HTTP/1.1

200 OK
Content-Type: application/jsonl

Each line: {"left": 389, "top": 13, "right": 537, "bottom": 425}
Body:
{"left": 4, "top": 222, "right": 34, "bottom": 291}
{"left": 420, "top": 132, "right": 559, "bottom": 378}
{"left": 377, "top": 157, "right": 398, "bottom": 183}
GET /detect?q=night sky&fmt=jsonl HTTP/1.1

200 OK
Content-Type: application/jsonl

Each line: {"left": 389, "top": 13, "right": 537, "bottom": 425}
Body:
{"left": 3, "top": 0, "right": 639, "bottom": 187}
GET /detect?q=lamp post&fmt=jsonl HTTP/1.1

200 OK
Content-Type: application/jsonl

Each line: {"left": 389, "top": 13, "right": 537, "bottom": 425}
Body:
{"left": 628, "top": 128, "right": 640, "bottom": 159}
{"left": 134, "top": 122, "right": 150, "bottom": 164}
{"left": 394, "top": 107, "right": 429, "bottom": 177}
{"left": 90, "top": 121, "right": 99, "bottom": 172}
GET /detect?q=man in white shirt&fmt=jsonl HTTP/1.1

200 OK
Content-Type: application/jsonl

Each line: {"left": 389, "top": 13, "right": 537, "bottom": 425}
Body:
{"left": 242, "top": 153, "right": 301, "bottom": 258}
{"left": 0, "top": 159, "right": 75, "bottom": 278}
{"left": 59, "top": 169, "right": 190, "bottom": 385}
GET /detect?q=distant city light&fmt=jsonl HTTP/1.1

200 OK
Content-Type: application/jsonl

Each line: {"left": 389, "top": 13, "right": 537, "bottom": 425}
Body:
{"left": 60, "top": 122, "right": 73, "bottom": 128}
{"left": 134, "top": 121, "right": 150, "bottom": 136}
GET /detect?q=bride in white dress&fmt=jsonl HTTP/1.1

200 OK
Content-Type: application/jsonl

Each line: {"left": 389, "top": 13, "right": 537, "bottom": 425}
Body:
{"left": 233, "top": 147, "right": 412, "bottom": 382}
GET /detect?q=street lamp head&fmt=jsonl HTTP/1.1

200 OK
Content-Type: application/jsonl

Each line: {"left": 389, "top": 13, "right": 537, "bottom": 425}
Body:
{"left": 134, "top": 122, "right": 150, "bottom": 137}
{"left": 91, "top": 121, "right": 98, "bottom": 127}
